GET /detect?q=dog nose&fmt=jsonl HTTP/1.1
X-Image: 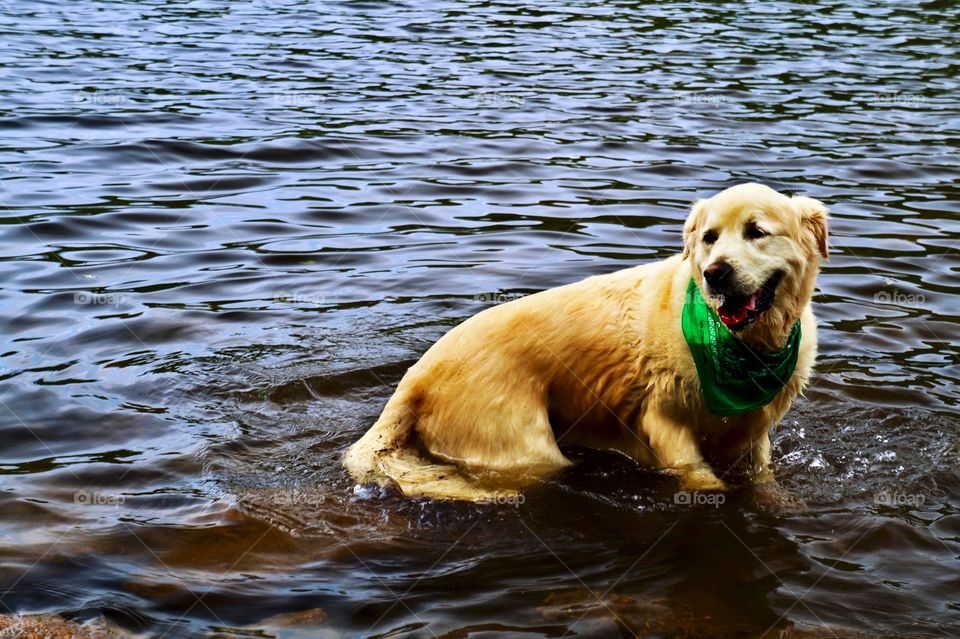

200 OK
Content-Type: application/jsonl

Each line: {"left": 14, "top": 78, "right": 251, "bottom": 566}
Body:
{"left": 703, "top": 261, "right": 733, "bottom": 287}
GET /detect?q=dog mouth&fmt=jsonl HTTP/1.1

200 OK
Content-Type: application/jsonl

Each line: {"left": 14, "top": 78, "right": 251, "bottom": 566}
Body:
{"left": 715, "top": 272, "right": 783, "bottom": 331}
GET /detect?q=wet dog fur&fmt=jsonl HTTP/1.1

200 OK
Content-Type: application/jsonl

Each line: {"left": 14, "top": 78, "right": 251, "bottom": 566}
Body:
{"left": 344, "top": 183, "right": 828, "bottom": 500}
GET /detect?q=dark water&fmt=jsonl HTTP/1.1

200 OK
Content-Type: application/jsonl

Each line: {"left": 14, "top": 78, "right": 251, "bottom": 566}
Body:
{"left": 1, "top": 0, "right": 958, "bottom": 637}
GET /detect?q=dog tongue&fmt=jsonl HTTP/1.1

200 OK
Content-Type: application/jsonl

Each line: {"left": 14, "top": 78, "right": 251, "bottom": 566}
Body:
{"left": 718, "top": 290, "right": 763, "bottom": 328}
{"left": 718, "top": 306, "right": 748, "bottom": 327}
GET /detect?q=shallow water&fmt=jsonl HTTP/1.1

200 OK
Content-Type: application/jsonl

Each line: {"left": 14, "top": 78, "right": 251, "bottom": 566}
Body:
{"left": 1, "top": 0, "right": 958, "bottom": 637}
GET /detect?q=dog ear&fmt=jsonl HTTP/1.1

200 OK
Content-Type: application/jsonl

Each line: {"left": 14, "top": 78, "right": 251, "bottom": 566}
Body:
{"left": 793, "top": 195, "right": 829, "bottom": 260}
{"left": 682, "top": 199, "right": 707, "bottom": 259}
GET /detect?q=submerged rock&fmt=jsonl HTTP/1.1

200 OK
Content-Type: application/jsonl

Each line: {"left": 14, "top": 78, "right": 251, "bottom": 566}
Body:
{"left": 0, "top": 613, "right": 133, "bottom": 638}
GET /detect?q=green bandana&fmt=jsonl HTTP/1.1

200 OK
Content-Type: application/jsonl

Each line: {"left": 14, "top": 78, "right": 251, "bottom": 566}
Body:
{"left": 681, "top": 279, "right": 801, "bottom": 416}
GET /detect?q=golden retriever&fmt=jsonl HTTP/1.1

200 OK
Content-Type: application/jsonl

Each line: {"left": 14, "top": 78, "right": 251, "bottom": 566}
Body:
{"left": 344, "top": 183, "right": 828, "bottom": 500}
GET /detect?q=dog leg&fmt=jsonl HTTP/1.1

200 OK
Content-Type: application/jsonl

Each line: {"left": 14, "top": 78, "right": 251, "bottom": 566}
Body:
{"left": 742, "top": 432, "right": 805, "bottom": 510}
{"left": 747, "top": 431, "right": 775, "bottom": 484}
{"left": 642, "top": 410, "right": 727, "bottom": 491}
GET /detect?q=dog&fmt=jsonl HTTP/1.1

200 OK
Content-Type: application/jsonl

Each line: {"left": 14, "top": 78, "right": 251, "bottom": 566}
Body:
{"left": 344, "top": 183, "right": 828, "bottom": 500}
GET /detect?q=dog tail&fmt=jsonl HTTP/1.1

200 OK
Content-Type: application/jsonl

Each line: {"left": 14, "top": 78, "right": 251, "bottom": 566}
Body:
{"left": 343, "top": 391, "right": 513, "bottom": 501}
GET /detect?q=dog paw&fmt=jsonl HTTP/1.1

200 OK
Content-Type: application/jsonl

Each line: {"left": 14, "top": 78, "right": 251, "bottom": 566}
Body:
{"left": 679, "top": 466, "right": 728, "bottom": 492}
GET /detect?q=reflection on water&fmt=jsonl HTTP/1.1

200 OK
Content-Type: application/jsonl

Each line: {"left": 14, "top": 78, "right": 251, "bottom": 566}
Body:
{"left": 0, "top": 0, "right": 957, "bottom": 637}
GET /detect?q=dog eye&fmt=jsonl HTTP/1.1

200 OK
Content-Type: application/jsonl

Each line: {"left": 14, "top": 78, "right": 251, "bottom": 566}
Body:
{"left": 744, "top": 225, "right": 768, "bottom": 240}
{"left": 702, "top": 230, "right": 718, "bottom": 244}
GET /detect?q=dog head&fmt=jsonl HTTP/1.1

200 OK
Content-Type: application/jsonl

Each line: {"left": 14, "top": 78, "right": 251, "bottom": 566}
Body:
{"left": 682, "top": 183, "right": 828, "bottom": 344}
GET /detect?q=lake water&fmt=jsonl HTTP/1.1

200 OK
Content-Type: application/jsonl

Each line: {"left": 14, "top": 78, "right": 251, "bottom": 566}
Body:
{"left": 1, "top": 0, "right": 958, "bottom": 637}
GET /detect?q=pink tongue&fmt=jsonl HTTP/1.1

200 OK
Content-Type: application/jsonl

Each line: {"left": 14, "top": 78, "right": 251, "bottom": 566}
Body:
{"left": 718, "top": 290, "right": 762, "bottom": 327}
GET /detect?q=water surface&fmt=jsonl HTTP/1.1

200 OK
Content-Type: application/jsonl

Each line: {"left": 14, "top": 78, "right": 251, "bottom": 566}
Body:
{"left": 0, "top": 0, "right": 958, "bottom": 637}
